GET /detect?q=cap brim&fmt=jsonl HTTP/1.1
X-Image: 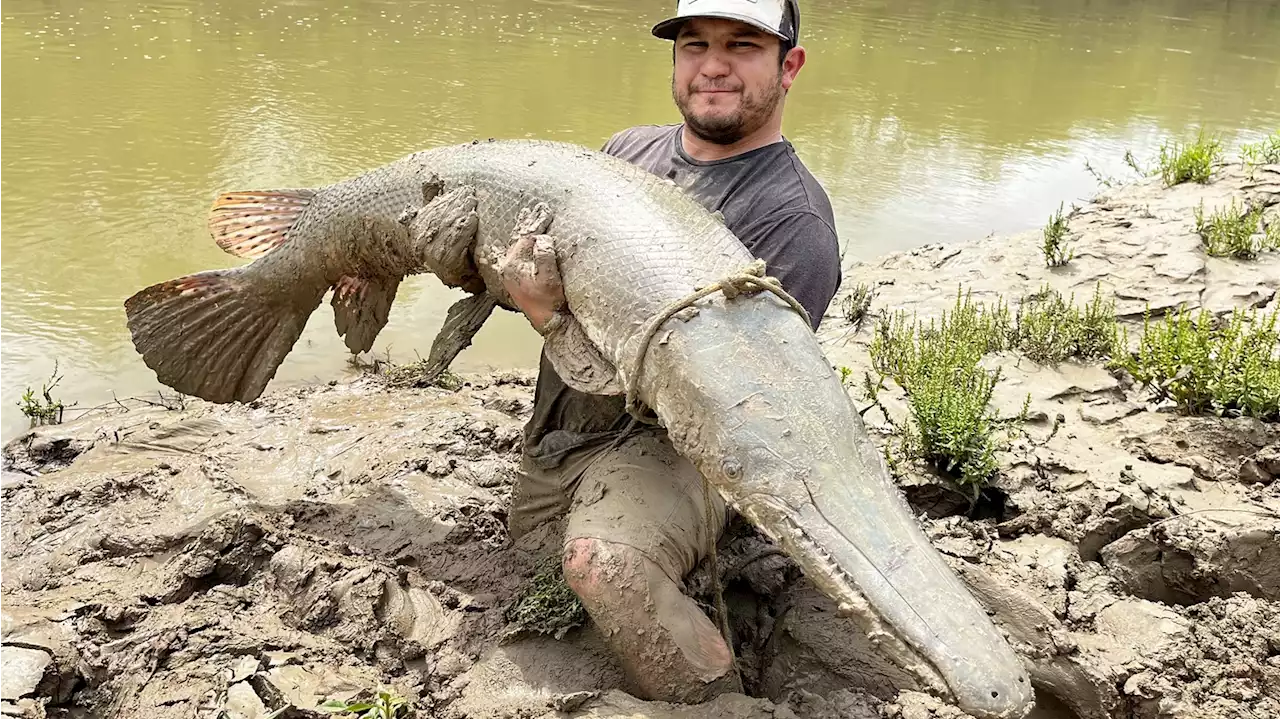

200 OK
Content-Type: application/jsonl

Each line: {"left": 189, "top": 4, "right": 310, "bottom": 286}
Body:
{"left": 651, "top": 13, "right": 789, "bottom": 42}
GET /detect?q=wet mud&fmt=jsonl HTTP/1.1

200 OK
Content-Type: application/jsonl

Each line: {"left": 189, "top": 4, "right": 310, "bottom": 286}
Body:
{"left": 4, "top": 164, "right": 1279, "bottom": 718}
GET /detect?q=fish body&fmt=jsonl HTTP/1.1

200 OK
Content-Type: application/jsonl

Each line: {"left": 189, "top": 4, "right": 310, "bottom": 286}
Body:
{"left": 124, "top": 139, "right": 1034, "bottom": 718}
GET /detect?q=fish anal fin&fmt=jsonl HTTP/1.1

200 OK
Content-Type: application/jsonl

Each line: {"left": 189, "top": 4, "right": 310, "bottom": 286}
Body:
{"left": 413, "top": 293, "right": 499, "bottom": 385}
{"left": 208, "top": 188, "right": 316, "bottom": 259}
{"left": 331, "top": 275, "right": 402, "bottom": 354}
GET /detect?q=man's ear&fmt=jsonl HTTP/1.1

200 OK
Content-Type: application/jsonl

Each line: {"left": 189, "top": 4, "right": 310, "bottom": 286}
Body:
{"left": 781, "top": 45, "right": 807, "bottom": 90}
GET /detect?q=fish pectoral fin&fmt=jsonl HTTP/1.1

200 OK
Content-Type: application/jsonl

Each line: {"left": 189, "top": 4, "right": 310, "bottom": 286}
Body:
{"left": 543, "top": 311, "right": 624, "bottom": 396}
{"left": 208, "top": 188, "right": 316, "bottom": 260}
{"left": 401, "top": 184, "right": 484, "bottom": 294}
{"left": 331, "top": 275, "right": 402, "bottom": 354}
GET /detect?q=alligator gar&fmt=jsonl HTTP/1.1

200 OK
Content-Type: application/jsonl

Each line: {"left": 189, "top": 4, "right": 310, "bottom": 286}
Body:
{"left": 123, "top": 139, "right": 1034, "bottom": 718}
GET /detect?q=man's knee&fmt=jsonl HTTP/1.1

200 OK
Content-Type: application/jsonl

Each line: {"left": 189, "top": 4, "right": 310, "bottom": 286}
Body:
{"left": 562, "top": 537, "right": 639, "bottom": 601}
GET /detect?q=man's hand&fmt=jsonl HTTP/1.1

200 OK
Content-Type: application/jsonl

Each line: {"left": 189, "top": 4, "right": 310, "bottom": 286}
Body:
{"left": 498, "top": 206, "right": 566, "bottom": 333}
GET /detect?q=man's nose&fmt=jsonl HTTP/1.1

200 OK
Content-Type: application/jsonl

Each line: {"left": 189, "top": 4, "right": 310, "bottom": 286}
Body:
{"left": 699, "top": 49, "right": 731, "bottom": 78}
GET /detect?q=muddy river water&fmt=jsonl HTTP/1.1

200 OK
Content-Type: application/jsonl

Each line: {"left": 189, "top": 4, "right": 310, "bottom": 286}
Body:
{"left": 3, "top": 0, "right": 1279, "bottom": 440}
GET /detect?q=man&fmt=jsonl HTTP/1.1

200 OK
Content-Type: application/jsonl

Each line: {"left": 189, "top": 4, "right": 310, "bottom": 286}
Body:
{"left": 499, "top": 0, "right": 841, "bottom": 704}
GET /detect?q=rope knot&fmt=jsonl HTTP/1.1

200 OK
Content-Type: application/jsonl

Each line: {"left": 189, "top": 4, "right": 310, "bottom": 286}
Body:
{"left": 623, "top": 258, "right": 812, "bottom": 422}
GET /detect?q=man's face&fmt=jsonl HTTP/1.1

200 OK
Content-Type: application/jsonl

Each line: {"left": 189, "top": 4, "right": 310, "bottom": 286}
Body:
{"left": 672, "top": 17, "right": 802, "bottom": 145}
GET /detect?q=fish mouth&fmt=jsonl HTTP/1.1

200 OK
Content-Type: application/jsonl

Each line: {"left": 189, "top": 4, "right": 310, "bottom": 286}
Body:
{"left": 740, "top": 488, "right": 1034, "bottom": 719}
{"left": 722, "top": 446, "right": 1035, "bottom": 719}
{"left": 640, "top": 298, "right": 1035, "bottom": 719}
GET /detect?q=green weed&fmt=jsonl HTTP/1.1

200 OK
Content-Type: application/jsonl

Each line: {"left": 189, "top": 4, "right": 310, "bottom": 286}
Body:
{"left": 841, "top": 282, "right": 875, "bottom": 330}
{"left": 320, "top": 689, "right": 408, "bottom": 719}
{"left": 869, "top": 291, "right": 1022, "bottom": 491}
{"left": 1158, "top": 130, "right": 1222, "bottom": 186}
{"left": 1041, "top": 203, "right": 1073, "bottom": 267}
{"left": 1111, "top": 305, "right": 1279, "bottom": 420}
{"left": 380, "top": 359, "right": 464, "bottom": 391}
{"left": 838, "top": 365, "right": 855, "bottom": 387}
{"left": 1124, "top": 149, "right": 1147, "bottom": 177}
{"left": 17, "top": 364, "right": 67, "bottom": 426}
{"left": 1194, "top": 198, "right": 1272, "bottom": 259}
{"left": 1012, "top": 284, "right": 1119, "bottom": 363}
{"left": 504, "top": 556, "right": 587, "bottom": 640}
{"left": 1240, "top": 129, "right": 1280, "bottom": 166}
{"left": 1083, "top": 159, "right": 1117, "bottom": 188}
{"left": 865, "top": 285, "right": 1122, "bottom": 490}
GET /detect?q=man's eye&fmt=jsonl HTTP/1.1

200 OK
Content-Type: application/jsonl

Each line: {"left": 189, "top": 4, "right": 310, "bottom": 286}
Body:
{"left": 730, "top": 41, "right": 759, "bottom": 49}
{"left": 683, "top": 41, "right": 709, "bottom": 49}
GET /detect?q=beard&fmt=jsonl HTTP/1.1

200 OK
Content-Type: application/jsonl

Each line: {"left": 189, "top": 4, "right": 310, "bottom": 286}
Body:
{"left": 673, "top": 73, "right": 784, "bottom": 146}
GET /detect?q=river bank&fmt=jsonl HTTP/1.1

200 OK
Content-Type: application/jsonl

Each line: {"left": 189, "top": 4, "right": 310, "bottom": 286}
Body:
{"left": 3, "top": 162, "right": 1278, "bottom": 719}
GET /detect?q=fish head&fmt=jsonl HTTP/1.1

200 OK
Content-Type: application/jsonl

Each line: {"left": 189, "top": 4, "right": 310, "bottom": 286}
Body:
{"left": 645, "top": 298, "right": 1035, "bottom": 719}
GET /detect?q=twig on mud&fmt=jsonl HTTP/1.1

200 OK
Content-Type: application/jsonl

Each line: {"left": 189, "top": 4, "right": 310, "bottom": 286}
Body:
{"left": 62, "top": 391, "right": 188, "bottom": 420}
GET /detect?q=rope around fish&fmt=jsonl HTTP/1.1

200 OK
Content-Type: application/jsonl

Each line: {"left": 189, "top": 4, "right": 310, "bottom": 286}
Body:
{"left": 623, "top": 258, "right": 812, "bottom": 420}
{"left": 621, "top": 258, "right": 813, "bottom": 682}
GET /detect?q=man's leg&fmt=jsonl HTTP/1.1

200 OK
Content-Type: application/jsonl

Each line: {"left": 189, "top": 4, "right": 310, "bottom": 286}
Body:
{"left": 559, "top": 430, "right": 739, "bottom": 703}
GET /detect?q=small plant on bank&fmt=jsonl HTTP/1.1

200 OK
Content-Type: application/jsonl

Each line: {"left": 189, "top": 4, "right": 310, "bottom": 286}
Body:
{"left": 17, "top": 363, "right": 67, "bottom": 426}
{"left": 864, "top": 284, "right": 1125, "bottom": 491}
{"left": 869, "top": 291, "right": 1022, "bottom": 492}
{"left": 841, "top": 282, "right": 875, "bottom": 330}
{"left": 1240, "top": 129, "right": 1280, "bottom": 167}
{"left": 1194, "top": 198, "right": 1273, "bottom": 259}
{"left": 320, "top": 688, "right": 409, "bottom": 719}
{"left": 1012, "top": 284, "right": 1119, "bottom": 363}
{"left": 1124, "top": 149, "right": 1147, "bottom": 177}
{"left": 1111, "top": 305, "right": 1279, "bottom": 420}
{"left": 504, "top": 556, "right": 587, "bottom": 640}
{"left": 1157, "top": 130, "right": 1222, "bottom": 186}
{"left": 1041, "top": 203, "right": 1073, "bottom": 267}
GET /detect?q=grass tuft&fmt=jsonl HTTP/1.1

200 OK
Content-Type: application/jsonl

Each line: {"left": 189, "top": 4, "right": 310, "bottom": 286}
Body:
{"left": 1240, "top": 129, "right": 1280, "bottom": 166}
{"left": 869, "top": 290, "right": 1021, "bottom": 490}
{"left": 17, "top": 363, "right": 67, "bottom": 427}
{"left": 1111, "top": 305, "right": 1279, "bottom": 420}
{"left": 1041, "top": 203, "right": 1073, "bottom": 267}
{"left": 863, "top": 285, "right": 1124, "bottom": 491}
{"left": 1158, "top": 130, "right": 1222, "bottom": 186}
{"left": 504, "top": 556, "right": 587, "bottom": 640}
{"left": 319, "top": 688, "right": 409, "bottom": 719}
{"left": 380, "top": 361, "right": 464, "bottom": 391}
{"left": 841, "top": 282, "right": 875, "bottom": 330}
{"left": 1194, "top": 198, "right": 1274, "bottom": 259}
{"left": 1012, "top": 285, "right": 1119, "bottom": 363}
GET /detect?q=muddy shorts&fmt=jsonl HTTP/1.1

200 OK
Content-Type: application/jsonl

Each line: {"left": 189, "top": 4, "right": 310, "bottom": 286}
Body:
{"left": 509, "top": 428, "right": 728, "bottom": 585}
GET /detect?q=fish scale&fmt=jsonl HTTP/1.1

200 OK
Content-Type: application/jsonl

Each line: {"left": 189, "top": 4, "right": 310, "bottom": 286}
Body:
{"left": 123, "top": 139, "right": 1034, "bottom": 719}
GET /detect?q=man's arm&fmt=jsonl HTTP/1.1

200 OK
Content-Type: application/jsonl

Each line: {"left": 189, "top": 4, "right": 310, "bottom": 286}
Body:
{"left": 745, "top": 211, "right": 842, "bottom": 330}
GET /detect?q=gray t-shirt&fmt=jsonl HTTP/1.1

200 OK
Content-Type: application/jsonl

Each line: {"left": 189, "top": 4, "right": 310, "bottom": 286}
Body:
{"left": 523, "top": 123, "right": 842, "bottom": 467}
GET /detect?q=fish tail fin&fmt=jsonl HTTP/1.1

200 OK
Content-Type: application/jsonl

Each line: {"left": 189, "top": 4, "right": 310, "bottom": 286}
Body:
{"left": 208, "top": 188, "right": 317, "bottom": 259}
{"left": 124, "top": 267, "right": 324, "bottom": 403}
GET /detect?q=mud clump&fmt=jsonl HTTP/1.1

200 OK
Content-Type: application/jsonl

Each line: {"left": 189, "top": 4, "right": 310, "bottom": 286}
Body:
{"left": 1123, "top": 595, "right": 1279, "bottom": 718}
{"left": 4, "top": 166, "right": 1280, "bottom": 718}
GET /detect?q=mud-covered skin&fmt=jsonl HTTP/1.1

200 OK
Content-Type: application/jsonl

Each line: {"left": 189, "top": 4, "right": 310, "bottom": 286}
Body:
{"left": 124, "top": 139, "right": 1032, "bottom": 718}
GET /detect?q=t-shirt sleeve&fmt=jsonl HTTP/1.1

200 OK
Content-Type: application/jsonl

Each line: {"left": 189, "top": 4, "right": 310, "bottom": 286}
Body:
{"left": 746, "top": 212, "right": 842, "bottom": 330}
{"left": 600, "top": 130, "right": 628, "bottom": 155}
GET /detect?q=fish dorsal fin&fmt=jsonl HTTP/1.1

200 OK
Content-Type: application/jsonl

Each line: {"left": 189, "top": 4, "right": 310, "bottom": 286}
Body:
{"left": 208, "top": 189, "right": 316, "bottom": 259}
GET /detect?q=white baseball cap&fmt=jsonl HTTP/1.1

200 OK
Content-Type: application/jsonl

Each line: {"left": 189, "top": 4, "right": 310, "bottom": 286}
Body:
{"left": 651, "top": 0, "right": 801, "bottom": 45}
